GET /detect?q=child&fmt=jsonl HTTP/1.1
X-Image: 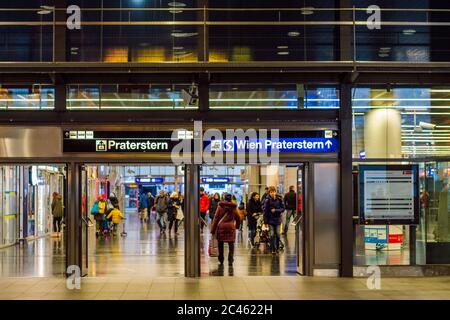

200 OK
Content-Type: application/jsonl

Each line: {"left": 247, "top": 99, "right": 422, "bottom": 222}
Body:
{"left": 106, "top": 206, "right": 125, "bottom": 235}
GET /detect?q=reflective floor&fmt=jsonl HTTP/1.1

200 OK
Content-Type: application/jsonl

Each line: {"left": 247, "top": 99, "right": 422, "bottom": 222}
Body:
{"left": 0, "top": 209, "right": 297, "bottom": 278}
{"left": 0, "top": 236, "right": 65, "bottom": 277}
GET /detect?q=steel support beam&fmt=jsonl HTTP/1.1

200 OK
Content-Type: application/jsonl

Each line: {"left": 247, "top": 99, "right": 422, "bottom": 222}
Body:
{"left": 66, "top": 162, "right": 82, "bottom": 276}
{"left": 184, "top": 164, "right": 201, "bottom": 277}
{"left": 54, "top": 0, "right": 67, "bottom": 62}
{"left": 339, "top": 82, "right": 354, "bottom": 277}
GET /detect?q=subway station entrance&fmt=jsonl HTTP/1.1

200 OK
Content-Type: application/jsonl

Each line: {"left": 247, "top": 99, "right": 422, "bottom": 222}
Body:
{"left": 0, "top": 125, "right": 342, "bottom": 278}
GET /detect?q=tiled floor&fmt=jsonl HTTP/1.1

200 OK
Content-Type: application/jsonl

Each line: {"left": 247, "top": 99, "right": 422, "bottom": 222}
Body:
{"left": 1, "top": 276, "right": 450, "bottom": 300}
{"left": 0, "top": 211, "right": 297, "bottom": 278}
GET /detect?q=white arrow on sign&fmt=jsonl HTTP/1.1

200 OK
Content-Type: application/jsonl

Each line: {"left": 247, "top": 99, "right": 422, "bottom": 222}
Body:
{"left": 325, "top": 140, "right": 333, "bottom": 148}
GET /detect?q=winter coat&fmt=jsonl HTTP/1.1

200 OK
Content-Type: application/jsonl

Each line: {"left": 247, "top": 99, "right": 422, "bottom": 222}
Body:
{"left": 284, "top": 190, "right": 297, "bottom": 210}
{"left": 51, "top": 196, "right": 64, "bottom": 219}
{"left": 139, "top": 193, "right": 148, "bottom": 209}
{"left": 200, "top": 194, "right": 210, "bottom": 213}
{"left": 263, "top": 196, "right": 284, "bottom": 225}
{"left": 106, "top": 208, "right": 124, "bottom": 224}
{"left": 246, "top": 198, "right": 262, "bottom": 228}
{"left": 155, "top": 195, "right": 168, "bottom": 213}
{"left": 210, "top": 201, "right": 241, "bottom": 242}
{"left": 167, "top": 198, "right": 180, "bottom": 222}
{"left": 209, "top": 198, "right": 220, "bottom": 219}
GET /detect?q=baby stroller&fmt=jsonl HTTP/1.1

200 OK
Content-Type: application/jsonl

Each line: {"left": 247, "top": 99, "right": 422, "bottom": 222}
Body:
{"left": 253, "top": 215, "right": 284, "bottom": 252}
{"left": 254, "top": 215, "right": 270, "bottom": 248}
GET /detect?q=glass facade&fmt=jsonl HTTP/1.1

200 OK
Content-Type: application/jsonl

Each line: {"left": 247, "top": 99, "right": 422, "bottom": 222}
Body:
{"left": 210, "top": 85, "right": 339, "bottom": 110}
{"left": 67, "top": 84, "right": 197, "bottom": 110}
{"left": 0, "top": 86, "right": 54, "bottom": 110}
{"left": 2, "top": 1, "right": 450, "bottom": 63}
{"left": 352, "top": 87, "right": 450, "bottom": 159}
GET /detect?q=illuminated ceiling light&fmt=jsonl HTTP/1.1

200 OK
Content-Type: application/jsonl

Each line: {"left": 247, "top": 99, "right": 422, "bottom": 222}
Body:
{"left": 172, "top": 46, "right": 184, "bottom": 50}
{"left": 288, "top": 31, "right": 300, "bottom": 37}
{"left": 403, "top": 29, "right": 416, "bottom": 35}
{"left": 300, "top": 7, "right": 315, "bottom": 15}
{"left": 171, "top": 31, "right": 198, "bottom": 38}
{"left": 378, "top": 53, "right": 389, "bottom": 58}
{"left": 169, "top": 10, "right": 183, "bottom": 13}
{"left": 168, "top": 2, "right": 186, "bottom": 7}
{"left": 379, "top": 47, "right": 391, "bottom": 52}
{"left": 277, "top": 51, "right": 290, "bottom": 55}
{"left": 277, "top": 46, "right": 289, "bottom": 49}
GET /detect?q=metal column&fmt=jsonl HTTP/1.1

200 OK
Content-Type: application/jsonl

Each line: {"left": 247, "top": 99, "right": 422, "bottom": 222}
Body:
{"left": 184, "top": 164, "right": 200, "bottom": 277}
{"left": 339, "top": 83, "right": 354, "bottom": 277}
{"left": 54, "top": 0, "right": 68, "bottom": 62}
{"left": 65, "top": 162, "right": 82, "bottom": 276}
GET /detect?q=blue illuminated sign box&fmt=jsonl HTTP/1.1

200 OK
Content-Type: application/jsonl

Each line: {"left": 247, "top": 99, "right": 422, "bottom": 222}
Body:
{"left": 207, "top": 138, "right": 339, "bottom": 153}
{"left": 202, "top": 178, "right": 230, "bottom": 183}
{"left": 136, "top": 177, "right": 164, "bottom": 183}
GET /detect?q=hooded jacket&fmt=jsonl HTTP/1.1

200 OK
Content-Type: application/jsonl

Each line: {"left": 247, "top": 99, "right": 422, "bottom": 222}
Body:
{"left": 210, "top": 201, "right": 241, "bottom": 242}
{"left": 51, "top": 195, "right": 64, "bottom": 219}
{"left": 246, "top": 195, "right": 262, "bottom": 228}
{"left": 263, "top": 195, "right": 285, "bottom": 225}
{"left": 199, "top": 193, "right": 210, "bottom": 213}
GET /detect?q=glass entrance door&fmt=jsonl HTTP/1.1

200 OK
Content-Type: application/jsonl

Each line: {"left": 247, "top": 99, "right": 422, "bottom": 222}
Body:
{"left": 424, "top": 161, "right": 450, "bottom": 264}
{"left": 296, "top": 164, "right": 305, "bottom": 275}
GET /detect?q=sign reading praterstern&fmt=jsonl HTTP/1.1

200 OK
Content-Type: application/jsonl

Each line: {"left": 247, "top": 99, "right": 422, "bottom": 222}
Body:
{"left": 63, "top": 130, "right": 190, "bottom": 153}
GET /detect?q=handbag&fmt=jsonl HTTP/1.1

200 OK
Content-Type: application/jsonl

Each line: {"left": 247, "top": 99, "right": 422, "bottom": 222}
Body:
{"left": 208, "top": 210, "right": 230, "bottom": 257}
{"left": 176, "top": 207, "right": 184, "bottom": 220}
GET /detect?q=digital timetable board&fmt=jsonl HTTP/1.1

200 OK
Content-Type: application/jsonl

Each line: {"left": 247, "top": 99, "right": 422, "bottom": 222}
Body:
{"left": 359, "top": 165, "right": 420, "bottom": 225}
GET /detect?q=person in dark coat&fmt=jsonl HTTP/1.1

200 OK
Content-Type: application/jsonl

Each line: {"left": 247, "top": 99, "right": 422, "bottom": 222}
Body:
{"left": 264, "top": 186, "right": 285, "bottom": 254}
{"left": 167, "top": 192, "right": 181, "bottom": 235}
{"left": 209, "top": 193, "right": 220, "bottom": 221}
{"left": 246, "top": 192, "right": 262, "bottom": 247}
{"left": 283, "top": 185, "right": 297, "bottom": 234}
{"left": 210, "top": 193, "right": 241, "bottom": 266}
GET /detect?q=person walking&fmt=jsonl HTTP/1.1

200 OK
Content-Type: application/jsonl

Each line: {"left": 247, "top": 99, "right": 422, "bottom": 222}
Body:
{"left": 283, "top": 185, "right": 297, "bottom": 234}
{"left": 199, "top": 187, "right": 210, "bottom": 232}
{"left": 106, "top": 205, "right": 125, "bottom": 236}
{"left": 263, "top": 186, "right": 284, "bottom": 254}
{"left": 51, "top": 192, "right": 64, "bottom": 237}
{"left": 209, "top": 192, "right": 220, "bottom": 222}
{"left": 139, "top": 192, "right": 149, "bottom": 223}
{"left": 167, "top": 192, "right": 181, "bottom": 235}
{"left": 210, "top": 193, "right": 241, "bottom": 266}
{"left": 155, "top": 190, "right": 168, "bottom": 234}
{"left": 147, "top": 192, "right": 155, "bottom": 223}
{"left": 247, "top": 192, "right": 262, "bottom": 247}
{"left": 91, "top": 194, "right": 107, "bottom": 237}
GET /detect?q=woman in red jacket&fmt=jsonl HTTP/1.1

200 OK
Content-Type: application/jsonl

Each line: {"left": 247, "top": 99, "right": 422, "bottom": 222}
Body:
{"left": 199, "top": 187, "right": 210, "bottom": 232}
{"left": 210, "top": 193, "right": 241, "bottom": 266}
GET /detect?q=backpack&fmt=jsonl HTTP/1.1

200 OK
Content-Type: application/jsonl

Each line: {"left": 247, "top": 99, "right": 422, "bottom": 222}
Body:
{"left": 91, "top": 201, "right": 99, "bottom": 216}
{"left": 98, "top": 201, "right": 106, "bottom": 214}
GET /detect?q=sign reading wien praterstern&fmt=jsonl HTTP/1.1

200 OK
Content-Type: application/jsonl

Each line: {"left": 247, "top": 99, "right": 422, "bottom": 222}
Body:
{"left": 62, "top": 130, "right": 339, "bottom": 153}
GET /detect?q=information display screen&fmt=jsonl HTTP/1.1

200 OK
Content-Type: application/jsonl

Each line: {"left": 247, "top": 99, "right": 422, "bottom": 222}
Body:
{"left": 359, "top": 165, "right": 419, "bottom": 225}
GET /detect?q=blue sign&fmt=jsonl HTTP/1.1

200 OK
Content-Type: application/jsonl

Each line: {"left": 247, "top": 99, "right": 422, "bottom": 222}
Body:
{"left": 136, "top": 177, "right": 164, "bottom": 183}
{"left": 202, "top": 177, "right": 230, "bottom": 183}
{"left": 208, "top": 138, "right": 339, "bottom": 153}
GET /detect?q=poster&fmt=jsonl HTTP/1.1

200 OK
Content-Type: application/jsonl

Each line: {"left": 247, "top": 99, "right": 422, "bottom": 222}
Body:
{"left": 359, "top": 165, "right": 419, "bottom": 225}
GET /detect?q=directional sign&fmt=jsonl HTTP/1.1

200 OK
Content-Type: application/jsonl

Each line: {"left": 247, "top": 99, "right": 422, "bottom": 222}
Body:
{"left": 201, "top": 177, "right": 231, "bottom": 183}
{"left": 136, "top": 177, "right": 164, "bottom": 183}
{"left": 206, "top": 138, "right": 339, "bottom": 153}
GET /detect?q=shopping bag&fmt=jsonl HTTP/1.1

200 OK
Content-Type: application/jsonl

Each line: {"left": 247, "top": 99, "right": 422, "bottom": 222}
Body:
{"left": 208, "top": 235, "right": 219, "bottom": 257}
{"left": 176, "top": 207, "right": 184, "bottom": 220}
